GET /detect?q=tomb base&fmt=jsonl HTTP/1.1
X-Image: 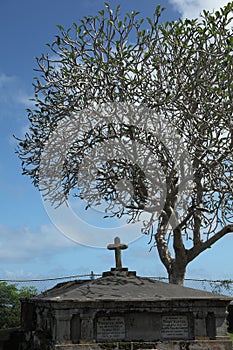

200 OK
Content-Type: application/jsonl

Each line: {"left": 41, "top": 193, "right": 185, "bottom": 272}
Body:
{"left": 54, "top": 339, "right": 232, "bottom": 350}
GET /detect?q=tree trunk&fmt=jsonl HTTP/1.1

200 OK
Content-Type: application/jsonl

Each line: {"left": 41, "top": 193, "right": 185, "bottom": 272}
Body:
{"left": 168, "top": 260, "right": 187, "bottom": 285}
{"left": 156, "top": 225, "right": 233, "bottom": 285}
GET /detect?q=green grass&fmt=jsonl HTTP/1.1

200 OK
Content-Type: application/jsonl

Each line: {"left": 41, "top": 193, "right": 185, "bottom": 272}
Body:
{"left": 228, "top": 333, "right": 233, "bottom": 349}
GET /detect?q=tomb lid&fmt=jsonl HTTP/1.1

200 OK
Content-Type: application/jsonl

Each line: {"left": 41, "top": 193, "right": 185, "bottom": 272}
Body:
{"left": 33, "top": 274, "right": 231, "bottom": 302}
{"left": 33, "top": 238, "right": 231, "bottom": 303}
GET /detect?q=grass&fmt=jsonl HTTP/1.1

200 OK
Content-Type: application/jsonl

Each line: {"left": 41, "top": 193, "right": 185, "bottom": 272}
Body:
{"left": 228, "top": 333, "right": 233, "bottom": 349}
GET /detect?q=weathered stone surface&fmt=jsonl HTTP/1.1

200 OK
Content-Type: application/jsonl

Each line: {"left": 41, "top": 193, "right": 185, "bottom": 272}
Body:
{"left": 33, "top": 273, "right": 232, "bottom": 302}
{"left": 54, "top": 339, "right": 232, "bottom": 350}
{"left": 18, "top": 271, "right": 232, "bottom": 349}
{"left": 227, "top": 303, "right": 233, "bottom": 332}
{"left": 3, "top": 242, "right": 232, "bottom": 349}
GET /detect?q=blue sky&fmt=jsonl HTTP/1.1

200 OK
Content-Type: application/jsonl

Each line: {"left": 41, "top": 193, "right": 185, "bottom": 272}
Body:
{"left": 0, "top": 0, "right": 232, "bottom": 283}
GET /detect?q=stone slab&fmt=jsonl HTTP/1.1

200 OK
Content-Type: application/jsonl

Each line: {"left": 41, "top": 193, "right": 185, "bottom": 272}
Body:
{"left": 161, "top": 315, "right": 189, "bottom": 339}
{"left": 96, "top": 316, "right": 125, "bottom": 341}
{"left": 54, "top": 339, "right": 232, "bottom": 350}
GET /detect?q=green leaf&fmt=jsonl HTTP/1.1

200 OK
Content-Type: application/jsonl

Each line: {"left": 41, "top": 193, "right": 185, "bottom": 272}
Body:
{"left": 118, "top": 20, "right": 122, "bottom": 28}
{"left": 147, "top": 17, "right": 153, "bottom": 26}
{"left": 56, "top": 24, "right": 64, "bottom": 31}
{"left": 132, "top": 11, "right": 140, "bottom": 16}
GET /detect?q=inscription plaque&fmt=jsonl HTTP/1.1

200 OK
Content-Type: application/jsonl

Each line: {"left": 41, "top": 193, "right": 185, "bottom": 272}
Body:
{"left": 96, "top": 316, "right": 125, "bottom": 341}
{"left": 161, "top": 315, "right": 189, "bottom": 339}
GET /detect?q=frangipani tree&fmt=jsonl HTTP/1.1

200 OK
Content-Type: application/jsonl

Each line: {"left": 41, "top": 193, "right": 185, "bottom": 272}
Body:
{"left": 17, "top": 3, "right": 233, "bottom": 284}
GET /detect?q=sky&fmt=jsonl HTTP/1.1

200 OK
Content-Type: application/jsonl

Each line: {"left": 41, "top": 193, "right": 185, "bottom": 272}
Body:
{"left": 0, "top": 0, "right": 232, "bottom": 284}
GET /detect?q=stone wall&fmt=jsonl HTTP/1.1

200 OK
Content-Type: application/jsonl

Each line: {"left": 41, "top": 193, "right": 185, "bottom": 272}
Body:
{"left": 20, "top": 296, "right": 231, "bottom": 349}
{"left": 227, "top": 303, "right": 233, "bottom": 333}
{"left": 54, "top": 339, "right": 232, "bottom": 350}
{"left": 27, "top": 299, "right": 229, "bottom": 345}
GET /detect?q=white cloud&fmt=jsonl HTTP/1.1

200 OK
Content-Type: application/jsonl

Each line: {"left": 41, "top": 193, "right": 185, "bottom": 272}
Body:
{"left": 0, "top": 224, "right": 75, "bottom": 263}
{"left": 0, "top": 72, "right": 34, "bottom": 111}
{"left": 42, "top": 196, "right": 152, "bottom": 248}
{"left": 16, "top": 94, "right": 35, "bottom": 108}
{"left": 0, "top": 73, "right": 17, "bottom": 106}
{"left": 0, "top": 73, "right": 15, "bottom": 88}
{"left": 169, "top": 0, "right": 229, "bottom": 18}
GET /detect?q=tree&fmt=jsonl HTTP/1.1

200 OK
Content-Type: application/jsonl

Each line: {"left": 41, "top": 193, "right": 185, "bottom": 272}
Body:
{"left": 0, "top": 283, "right": 37, "bottom": 329}
{"left": 17, "top": 3, "right": 233, "bottom": 284}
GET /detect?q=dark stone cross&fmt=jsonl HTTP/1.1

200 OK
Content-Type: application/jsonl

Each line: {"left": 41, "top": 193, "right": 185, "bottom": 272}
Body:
{"left": 107, "top": 237, "right": 128, "bottom": 270}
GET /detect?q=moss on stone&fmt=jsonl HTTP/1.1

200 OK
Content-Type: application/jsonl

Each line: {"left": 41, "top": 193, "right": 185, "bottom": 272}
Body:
{"left": 98, "top": 342, "right": 158, "bottom": 350}
{"left": 98, "top": 342, "right": 118, "bottom": 349}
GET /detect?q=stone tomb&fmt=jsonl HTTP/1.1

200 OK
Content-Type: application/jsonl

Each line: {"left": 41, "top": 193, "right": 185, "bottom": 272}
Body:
{"left": 20, "top": 238, "right": 232, "bottom": 350}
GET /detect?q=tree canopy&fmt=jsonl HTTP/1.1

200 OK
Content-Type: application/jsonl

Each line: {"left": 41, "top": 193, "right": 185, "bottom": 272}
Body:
{"left": 17, "top": 3, "right": 233, "bottom": 284}
{"left": 0, "top": 283, "right": 37, "bottom": 329}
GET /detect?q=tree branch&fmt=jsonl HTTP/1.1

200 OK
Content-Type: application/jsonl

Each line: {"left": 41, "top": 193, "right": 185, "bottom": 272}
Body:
{"left": 187, "top": 224, "right": 233, "bottom": 263}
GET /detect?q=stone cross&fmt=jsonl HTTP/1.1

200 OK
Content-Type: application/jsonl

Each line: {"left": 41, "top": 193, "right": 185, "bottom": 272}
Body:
{"left": 107, "top": 237, "right": 128, "bottom": 270}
